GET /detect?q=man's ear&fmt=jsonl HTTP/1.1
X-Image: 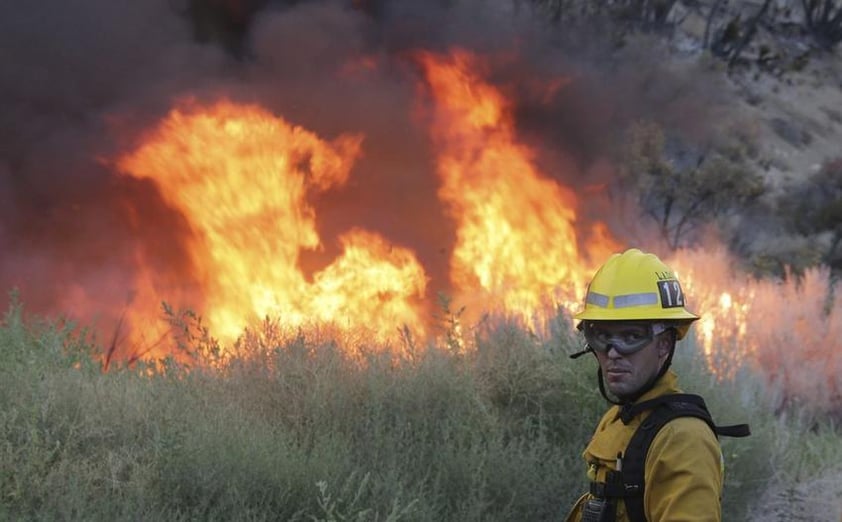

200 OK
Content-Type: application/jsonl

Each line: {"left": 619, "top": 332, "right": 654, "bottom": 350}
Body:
{"left": 657, "top": 331, "right": 674, "bottom": 359}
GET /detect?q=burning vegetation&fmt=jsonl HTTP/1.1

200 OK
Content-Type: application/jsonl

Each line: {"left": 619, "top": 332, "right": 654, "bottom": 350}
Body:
{"left": 1, "top": 1, "right": 840, "bottom": 416}
{"left": 106, "top": 49, "right": 615, "bottom": 361}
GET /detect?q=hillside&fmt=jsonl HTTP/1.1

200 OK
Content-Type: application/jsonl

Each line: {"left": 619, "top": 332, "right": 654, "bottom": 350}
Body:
{"left": 724, "top": 60, "right": 842, "bottom": 521}
{"left": 669, "top": 0, "right": 842, "bottom": 187}
{"left": 727, "top": 49, "right": 842, "bottom": 187}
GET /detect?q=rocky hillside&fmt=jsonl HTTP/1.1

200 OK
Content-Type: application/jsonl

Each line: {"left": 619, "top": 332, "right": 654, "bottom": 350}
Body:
{"left": 669, "top": 0, "right": 841, "bottom": 187}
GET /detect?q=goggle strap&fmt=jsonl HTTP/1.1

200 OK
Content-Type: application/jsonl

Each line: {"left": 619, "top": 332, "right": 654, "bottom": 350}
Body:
{"left": 569, "top": 346, "right": 593, "bottom": 359}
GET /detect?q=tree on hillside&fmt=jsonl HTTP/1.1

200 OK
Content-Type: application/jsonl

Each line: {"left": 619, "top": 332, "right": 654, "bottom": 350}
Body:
{"left": 706, "top": 0, "right": 775, "bottom": 67}
{"left": 779, "top": 157, "right": 842, "bottom": 272}
{"left": 620, "top": 121, "right": 766, "bottom": 249}
{"left": 801, "top": 0, "right": 842, "bottom": 49}
{"left": 610, "top": 0, "right": 682, "bottom": 28}
{"left": 524, "top": 0, "right": 684, "bottom": 29}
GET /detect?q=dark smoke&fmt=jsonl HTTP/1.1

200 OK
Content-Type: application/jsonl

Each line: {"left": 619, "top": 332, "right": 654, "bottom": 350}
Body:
{"left": 0, "top": 1, "right": 231, "bottom": 342}
{"left": 0, "top": 0, "right": 727, "bottom": 351}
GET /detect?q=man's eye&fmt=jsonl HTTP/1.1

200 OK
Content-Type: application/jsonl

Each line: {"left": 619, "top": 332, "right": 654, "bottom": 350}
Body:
{"left": 622, "top": 331, "right": 646, "bottom": 343}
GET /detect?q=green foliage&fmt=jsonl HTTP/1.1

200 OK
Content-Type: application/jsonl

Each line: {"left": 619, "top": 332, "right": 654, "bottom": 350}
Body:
{"left": 740, "top": 238, "right": 825, "bottom": 279}
{"left": 1, "top": 297, "right": 840, "bottom": 520}
{"left": 802, "top": 0, "right": 842, "bottom": 49}
{"left": 777, "top": 157, "right": 842, "bottom": 273}
{"left": 621, "top": 120, "right": 766, "bottom": 249}
{"left": 434, "top": 293, "right": 468, "bottom": 354}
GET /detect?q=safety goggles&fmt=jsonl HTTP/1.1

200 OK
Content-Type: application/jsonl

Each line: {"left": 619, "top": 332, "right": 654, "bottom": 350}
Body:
{"left": 581, "top": 322, "right": 671, "bottom": 356}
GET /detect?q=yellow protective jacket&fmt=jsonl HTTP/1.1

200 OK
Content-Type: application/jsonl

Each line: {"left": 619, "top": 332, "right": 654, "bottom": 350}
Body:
{"left": 564, "top": 371, "right": 723, "bottom": 522}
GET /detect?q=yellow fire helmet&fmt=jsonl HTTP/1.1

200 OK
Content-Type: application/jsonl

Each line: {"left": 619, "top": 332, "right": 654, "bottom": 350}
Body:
{"left": 575, "top": 248, "right": 699, "bottom": 339}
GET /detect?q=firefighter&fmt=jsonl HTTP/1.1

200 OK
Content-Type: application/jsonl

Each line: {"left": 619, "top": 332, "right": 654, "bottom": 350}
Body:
{"left": 564, "top": 248, "right": 747, "bottom": 522}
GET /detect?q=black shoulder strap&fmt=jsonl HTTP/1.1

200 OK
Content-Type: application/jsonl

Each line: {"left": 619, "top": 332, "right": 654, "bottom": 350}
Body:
{"left": 620, "top": 394, "right": 750, "bottom": 522}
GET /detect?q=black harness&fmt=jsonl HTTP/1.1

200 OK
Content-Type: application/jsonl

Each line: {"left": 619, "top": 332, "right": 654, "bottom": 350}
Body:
{"left": 588, "top": 394, "right": 751, "bottom": 522}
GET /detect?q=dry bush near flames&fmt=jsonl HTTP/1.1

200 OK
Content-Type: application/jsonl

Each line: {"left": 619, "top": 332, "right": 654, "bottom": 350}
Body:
{"left": 2, "top": 295, "right": 842, "bottom": 521}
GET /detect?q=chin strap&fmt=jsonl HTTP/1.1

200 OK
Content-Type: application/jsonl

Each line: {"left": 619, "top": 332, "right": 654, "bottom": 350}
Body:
{"left": 570, "top": 345, "right": 625, "bottom": 404}
{"left": 570, "top": 344, "right": 625, "bottom": 405}
{"left": 570, "top": 333, "right": 678, "bottom": 406}
{"left": 598, "top": 367, "right": 623, "bottom": 405}
{"left": 596, "top": 341, "right": 678, "bottom": 406}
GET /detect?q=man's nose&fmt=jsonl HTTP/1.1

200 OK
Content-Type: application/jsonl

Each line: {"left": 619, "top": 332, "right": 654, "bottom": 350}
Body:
{"left": 606, "top": 344, "right": 623, "bottom": 358}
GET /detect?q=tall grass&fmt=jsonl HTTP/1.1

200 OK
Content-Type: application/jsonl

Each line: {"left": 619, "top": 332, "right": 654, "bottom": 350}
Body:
{"left": 1, "top": 298, "right": 840, "bottom": 521}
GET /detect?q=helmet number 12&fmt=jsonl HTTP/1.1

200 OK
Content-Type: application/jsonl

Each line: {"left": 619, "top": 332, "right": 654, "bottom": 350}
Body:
{"left": 657, "top": 280, "right": 685, "bottom": 308}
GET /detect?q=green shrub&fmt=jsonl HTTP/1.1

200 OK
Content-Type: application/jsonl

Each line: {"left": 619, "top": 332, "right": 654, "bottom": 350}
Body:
{"left": 1, "top": 297, "right": 840, "bottom": 521}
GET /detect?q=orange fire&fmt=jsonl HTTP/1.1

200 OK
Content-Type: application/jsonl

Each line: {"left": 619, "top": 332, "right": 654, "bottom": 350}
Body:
{"left": 104, "top": 47, "right": 840, "bottom": 413}
{"left": 417, "top": 49, "right": 618, "bottom": 327}
{"left": 51, "top": 43, "right": 822, "bottom": 418}
{"left": 117, "top": 99, "right": 428, "bottom": 357}
{"left": 107, "top": 50, "right": 624, "bottom": 360}
{"left": 670, "top": 248, "right": 841, "bottom": 402}
{"left": 668, "top": 249, "right": 754, "bottom": 379}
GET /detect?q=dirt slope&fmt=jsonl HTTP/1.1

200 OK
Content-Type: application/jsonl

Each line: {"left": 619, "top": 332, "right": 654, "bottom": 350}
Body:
{"left": 729, "top": 55, "right": 842, "bottom": 187}
{"left": 669, "top": 0, "right": 842, "bottom": 187}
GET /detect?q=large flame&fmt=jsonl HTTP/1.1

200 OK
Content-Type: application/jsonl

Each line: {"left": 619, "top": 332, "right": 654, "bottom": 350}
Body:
{"left": 668, "top": 250, "right": 754, "bottom": 379}
{"left": 99, "top": 49, "right": 840, "bottom": 414}
{"left": 117, "top": 99, "right": 428, "bottom": 356}
{"left": 417, "top": 49, "right": 619, "bottom": 325}
{"left": 413, "top": 51, "right": 840, "bottom": 411}
{"left": 110, "top": 51, "right": 624, "bottom": 359}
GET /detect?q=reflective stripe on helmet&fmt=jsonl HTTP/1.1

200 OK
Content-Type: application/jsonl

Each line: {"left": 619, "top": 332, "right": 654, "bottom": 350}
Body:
{"left": 586, "top": 292, "right": 610, "bottom": 307}
{"left": 574, "top": 248, "right": 699, "bottom": 339}
{"left": 613, "top": 292, "right": 659, "bottom": 308}
{"left": 584, "top": 292, "right": 661, "bottom": 309}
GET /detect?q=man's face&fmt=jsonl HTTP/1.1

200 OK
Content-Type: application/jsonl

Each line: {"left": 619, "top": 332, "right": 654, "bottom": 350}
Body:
{"left": 588, "top": 321, "right": 671, "bottom": 399}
